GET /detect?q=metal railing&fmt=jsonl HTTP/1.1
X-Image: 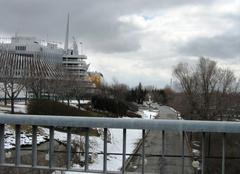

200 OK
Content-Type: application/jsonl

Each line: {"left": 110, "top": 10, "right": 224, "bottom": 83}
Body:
{"left": 0, "top": 114, "right": 239, "bottom": 173}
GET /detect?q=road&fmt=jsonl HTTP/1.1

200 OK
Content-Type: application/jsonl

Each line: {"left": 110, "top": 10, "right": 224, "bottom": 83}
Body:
{"left": 126, "top": 106, "right": 194, "bottom": 174}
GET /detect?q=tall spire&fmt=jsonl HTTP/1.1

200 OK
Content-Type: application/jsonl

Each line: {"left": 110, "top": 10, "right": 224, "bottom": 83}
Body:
{"left": 72, "top": 37, "right": 79, "bottom": 55}
{"left": 64, "top": 13, "right": 70, "bottom": 54}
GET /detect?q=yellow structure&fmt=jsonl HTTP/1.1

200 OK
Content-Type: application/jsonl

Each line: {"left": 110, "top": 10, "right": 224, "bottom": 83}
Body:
{"left": 88, "top": 72, "right": 104, "bottom": 88}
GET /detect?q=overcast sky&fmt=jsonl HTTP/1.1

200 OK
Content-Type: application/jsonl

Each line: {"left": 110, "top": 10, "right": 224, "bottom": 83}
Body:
{"left": 0, "top": 0, "right": 239, "bottom": 88}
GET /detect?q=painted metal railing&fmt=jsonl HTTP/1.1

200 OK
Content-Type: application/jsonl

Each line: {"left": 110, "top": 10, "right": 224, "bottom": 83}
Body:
{"left": 0, "top": 114, "right": 239, "bottom": 173}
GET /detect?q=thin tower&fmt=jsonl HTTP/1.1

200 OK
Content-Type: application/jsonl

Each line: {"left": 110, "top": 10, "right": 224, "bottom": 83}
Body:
{"left": 64, "top": 13, "right": 70, "bottom": 54}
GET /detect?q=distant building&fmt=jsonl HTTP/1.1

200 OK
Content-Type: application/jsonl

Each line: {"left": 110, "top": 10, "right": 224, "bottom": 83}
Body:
{"left": 88, "top": 72, "right": 104, "bottom": 87}
{"left": 0, "top": 14, "right": 94, "bottom": 88}
{"left": 0, "top": 35, "right": 63, "bottom": 64}
{"left": 62, "top": 14, "right": 90, "bottom": 81}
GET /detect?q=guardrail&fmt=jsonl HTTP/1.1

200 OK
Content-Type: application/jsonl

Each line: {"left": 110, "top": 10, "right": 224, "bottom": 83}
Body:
{"left": 0, "top": 114, "right": 239, "bottom": 173}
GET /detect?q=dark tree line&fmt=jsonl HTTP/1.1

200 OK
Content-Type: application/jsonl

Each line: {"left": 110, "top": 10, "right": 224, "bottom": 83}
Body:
{"left": 92, "top": 95, "right": 128, "bottom": 117}
{"left": 126, "top": 82, "right": 147, "bottom": 104}
{"left": 147, "top": 87, "right": 174, "bottom": 105}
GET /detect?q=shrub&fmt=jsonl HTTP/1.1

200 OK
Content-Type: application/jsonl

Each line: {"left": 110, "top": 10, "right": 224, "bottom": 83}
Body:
{"left": 27, "top": 99, "right": 101, "bottom": 117}
{"left": 91, "top": 95, "right": 128, "bottom": 117}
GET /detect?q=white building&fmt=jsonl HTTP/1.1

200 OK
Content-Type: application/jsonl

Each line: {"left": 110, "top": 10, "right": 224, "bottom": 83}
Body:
{"left": 62, "top": 14, "right": 90, "bottom": 78}
{"left": 0, "top": 35, "right": 64, "bottom": 64}
{"left": 0, "top": 14, "right": 91, "bottom": 81}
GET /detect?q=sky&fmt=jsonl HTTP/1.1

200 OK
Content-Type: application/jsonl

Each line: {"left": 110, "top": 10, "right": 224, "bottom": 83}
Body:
{"left": 0, "top": 0, "right": 239, "bottom": 88}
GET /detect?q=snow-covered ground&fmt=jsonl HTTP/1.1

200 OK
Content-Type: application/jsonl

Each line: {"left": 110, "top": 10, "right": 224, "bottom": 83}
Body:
{"left": 0, "top": 101, "right": 160, "bottom": 173}
{"left": 0, "top": 101, "right": 27, "bottom": 114}
{"left": 137, "top": 109, "right": 158, "bottom": 119}
{"left": 4, "top": 124, "right": 47, "bottom": 149}
{"left": 64, "top": 109, "right": 159, "bottom": 173}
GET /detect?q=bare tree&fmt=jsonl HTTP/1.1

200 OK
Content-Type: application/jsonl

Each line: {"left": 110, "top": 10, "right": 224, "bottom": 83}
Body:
{"left": 0, "top": 52, "right": 26, "bottom": 113}
{"left": 71, "top": 79, "right": 85, "bottom": 109}
{"left": 173, "top": 57, "right": 237, "bottom": 120}
{"left": 173, "top": 62, "right": 200, "bottom": 119}
{"left": 111, "top": 79, "right": 129, "bottom": 101}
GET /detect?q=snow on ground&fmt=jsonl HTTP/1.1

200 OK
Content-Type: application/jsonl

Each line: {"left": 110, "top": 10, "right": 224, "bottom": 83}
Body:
{"left": 3, "top": 124, "right": 47, "bottom": 149}
{"left": 0, "top": 102, "right": 40, "bottom": 149}
{"left": 192, "top": 149, "right": 200, "bottom": 156}
{"left": 43, "top": 127, "right": 142, "bottom": 173}
{"left": 14, "top": 102, "right": 27, "bottom": 113}
{"left": 169, "top": 106, "right": 182, "bottom": 119}
{"left": 0, "top": 101, "right": 159, "bottom": 173}
{"left": 0, "top": 101, "right": 27, "bottom": 114}
{"left": 137, "top": 109, "right": 158, "bottom": 119}
{"left": 0, "top": 105, "right": 10, "bottom": 113}
{"left": 64, "top": 100, "right": 91, "bottom": 107}
{"left": 66, "top": 129, "right": 142, "bottom": 173}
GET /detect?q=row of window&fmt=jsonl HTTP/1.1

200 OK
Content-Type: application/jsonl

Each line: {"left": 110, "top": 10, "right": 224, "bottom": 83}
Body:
{"left": 63, "top": 57, "right": 79, "bottom": 61}
{"left": 15, "top": 46, "right": 26, "bottom": 51}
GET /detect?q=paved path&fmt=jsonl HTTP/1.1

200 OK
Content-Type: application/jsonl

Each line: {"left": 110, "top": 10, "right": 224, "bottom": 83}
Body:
{"left": 126, "top": 106, "right": 194, "bottom": 174}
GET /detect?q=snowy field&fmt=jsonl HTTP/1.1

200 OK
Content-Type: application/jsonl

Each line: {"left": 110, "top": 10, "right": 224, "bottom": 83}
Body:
{"left": 0, "top": 101, "right": 27, "bottom": 113}
{"left": 64, "top": 108, "right": 158, "bottom": 173}
{"left": 0, "top": 101, "right": 159, "bottom": 173}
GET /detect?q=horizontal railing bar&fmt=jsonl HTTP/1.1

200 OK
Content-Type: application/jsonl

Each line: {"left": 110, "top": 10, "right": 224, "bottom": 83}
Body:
{"left": 9, "top": 147, "right": 240, "bottom": 159}
{"left": 0, "top": 163, "right": 124, "bottom": 173}
{"left": 0, "top": 114, "right": 240, "bottom": 133}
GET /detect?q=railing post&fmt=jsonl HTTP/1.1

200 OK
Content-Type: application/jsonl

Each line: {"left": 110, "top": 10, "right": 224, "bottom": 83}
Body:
{"left": 182, "top": 131, "right": 185, "bottom": 174}
{"left": 15, "top": 125, "right": 21, "bottom": 166}
{"left": 122, "top": 129, "right": 126, "bottom": 173}
{"left": 85, "top": 128, "right": 89, "bottom": 172}
{"left": 49, "top": 126, "right": 54, "bottom": 168}
{"left": 142, "top": 129, "right": 145, "bottom": 174}
{"left": 0, "top": 124, "right": 5, "bottom": 164}
{"left": 162, "top": 130, "right": 165, "bottom": 158}
{"left": 32, "top": 125, "right": 37, "bottom": 167}
{"left": 103, "top": 128, "right": 108, "bottom": 173}
{"left": 66, "top": 127, "right": 71, "bottom": 170}
{"left": 201, "top": 132, "right": 205, "bottom": 174}
{"left": 222, "top": 133, "right": 226, "bottom": 174}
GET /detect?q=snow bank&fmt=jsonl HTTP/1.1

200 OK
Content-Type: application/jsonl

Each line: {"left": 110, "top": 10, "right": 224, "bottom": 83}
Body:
{"left": 4, "top": 125, "right": 47, "bottom": 149}
{"left": 44, "top": 128, "right": 142, "bottom": 172}
{"left": 137, "top": 109, "right": 158, "bottom": 119}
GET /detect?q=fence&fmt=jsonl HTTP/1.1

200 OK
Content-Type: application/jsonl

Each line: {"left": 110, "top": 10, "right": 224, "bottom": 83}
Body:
{"left": 0, "top": 114, "right": 239, "bottom": 173}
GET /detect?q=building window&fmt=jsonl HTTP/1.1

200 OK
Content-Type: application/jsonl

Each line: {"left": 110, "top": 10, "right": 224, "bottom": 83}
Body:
{"left": 15, "top": 46, "right": 26, "bottom": 51}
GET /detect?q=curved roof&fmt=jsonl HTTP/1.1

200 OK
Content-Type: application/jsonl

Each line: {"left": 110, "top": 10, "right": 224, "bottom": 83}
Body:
{"left": 0, "top": 51, "right": 61, "bottom": 80}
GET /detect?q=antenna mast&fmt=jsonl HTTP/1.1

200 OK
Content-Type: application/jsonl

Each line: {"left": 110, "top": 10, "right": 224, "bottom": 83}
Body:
{"left": 64, "top": 13, "right": 70, "bottom": 54}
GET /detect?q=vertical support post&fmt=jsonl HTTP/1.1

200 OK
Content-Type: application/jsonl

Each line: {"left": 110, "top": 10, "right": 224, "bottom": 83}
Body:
{"left": 49, "top": 126, "right": 54, "bottom": 168}
{"left": 142, "top": 129, "right": 145, "bottom": 174}
{"left": 84, "top": 128, "right": 89, "bottom": 171}
{"left": 103, "top": 128, "right": 107, "bottom": 173}
{"left": 0, "top": 124, "right": 5, "bottom": 164}
{"left": 201, "top": 132, "right": 205, "bottom": 174}
{"left": 162, "top": 130, "right": 165, "bottom": 158}
{"left": 32, "top": 125, "right": 37, "bottom": 167}
{"left": 15, "top": 125, "right": 21, "bottom": 166}
{"left": 66, "top": 127, "right": 71, "bottom": 170}
{"left": 222, "top": 133, "right": 226, "bottom": 174}
{"left": 122, "top": 129, "right": 126, "bottom": 173}
{"left": 182, "top": 131, "right": 185, "bottom": 174}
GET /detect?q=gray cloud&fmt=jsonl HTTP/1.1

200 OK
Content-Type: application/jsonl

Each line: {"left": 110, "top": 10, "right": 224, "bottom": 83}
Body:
{"left": 1, "top": 0, "right": 239, "bottom": 87}
{"left": 179, "top": 12, "right": 240, "bottom": 59}
{"left": 179, "top": 32, "right": 240, "bottom": 59}
{"left": 0, "top": 0, "right": 216, "bottom": 53}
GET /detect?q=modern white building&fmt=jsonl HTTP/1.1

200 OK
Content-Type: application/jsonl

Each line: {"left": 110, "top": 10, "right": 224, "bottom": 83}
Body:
{"left": 0, "top": 35, "right": 64, "bottom": 64}
{"left": 0, "top": 14, "right": 91, "bottom": 81}
{"left": 62, "top": 14, "right": 90, "bottom": 78}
